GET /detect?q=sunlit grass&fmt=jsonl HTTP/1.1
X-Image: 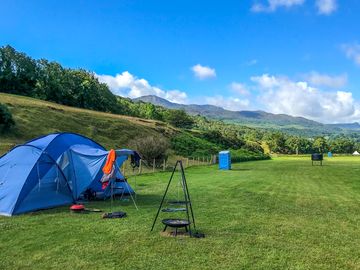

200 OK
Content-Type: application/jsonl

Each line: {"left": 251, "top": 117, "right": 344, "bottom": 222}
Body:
{"left": 1, "top": 156, "right": 360, "bottom": 269}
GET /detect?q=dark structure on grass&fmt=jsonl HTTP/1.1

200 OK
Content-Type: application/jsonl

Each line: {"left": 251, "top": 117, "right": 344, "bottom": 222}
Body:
{"left": 311, "top": 153, "right": 323, "bottom": 166}
{"left": 151, "top": 160, "right": 197, "bottom": 237}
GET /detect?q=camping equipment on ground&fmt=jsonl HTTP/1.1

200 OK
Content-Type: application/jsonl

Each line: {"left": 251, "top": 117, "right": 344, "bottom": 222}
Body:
{"left": 70, "top": 204, "right": 85, "bottom": 212}
{"left": 102, "top": 211, "right": 126, "bottom": 219}
{"left": 328, "top": 152, "right": 333, "bottom": 158}
{"left": 151, "top": 160, "right": 203, "bottom": 238}
{"left": 0, "top": 132, "right": 140, "bottom": 216}
{"left": 353, "top": 151, "right": 360, "bottom": 156}
{"left": 311, "top": 153, "right": 323, "bottom": 166}
{"left": 219, "top": 151, "right": 231, "bottom": 170}
{"left": 70, "top": 204, "right": 102, "bottom": 213}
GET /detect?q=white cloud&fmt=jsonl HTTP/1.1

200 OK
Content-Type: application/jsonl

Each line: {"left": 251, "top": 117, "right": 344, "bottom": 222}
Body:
{"left": 246, "top": 59, "right": 258, "bottom": 66}
{"left": 303, "top": 72, "right": 347, "bottom": 88}
{"left": 315, "top": 0, "right": 337, "bottom": 15}
{"left": 230, "top": 82, "right": 250, "bottom": 95}
{"left": 205, "top": 96, "right": 250, "bottom": 111}
{"left": 191, "top": 64, "right": 216, "bottom": 80}
{"left": 251, "top": 74, "right": 360, "bottom": 123}
{"left": 96, "top": 71, "right": 188, "bottom": 104}
{"left": 342, "top": 43, "right": 360, "bottom": 66}
{"left": 251, "top": 0, "right": 305, "bottom": 13}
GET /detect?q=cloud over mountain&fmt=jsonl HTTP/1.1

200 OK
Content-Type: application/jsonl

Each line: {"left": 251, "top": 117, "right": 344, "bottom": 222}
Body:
{"left": 251, "top": 74, "right": 360, "bottom": 123}
{"left": 96, "top": 71, "right": 188, "bottom": 104}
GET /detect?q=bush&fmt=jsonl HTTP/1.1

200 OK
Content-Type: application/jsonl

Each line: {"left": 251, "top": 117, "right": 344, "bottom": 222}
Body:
{"left": 0, "top": 103, "right": 15, "bottom": 132}
{"left": 164, "top": 110, "right": 194, "bottom": 129}
{"left": 170, "top": 132, "right": 220, "bottom": 157}
{"left": 129, "top": 136, "right": 169, "bottom": 166}
{"left": 243, "top": 141, "right": 264, "bottom": 153}
{"left": 230, "top": 149, "right": 271, "bottom": 162}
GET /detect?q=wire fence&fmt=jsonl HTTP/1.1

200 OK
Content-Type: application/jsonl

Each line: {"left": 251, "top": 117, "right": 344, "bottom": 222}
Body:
{"left": 121, "top": 155, "right": 217, "bottom": 177}
{"left": 0, "top": 142, "right": 217, "bottom": 177}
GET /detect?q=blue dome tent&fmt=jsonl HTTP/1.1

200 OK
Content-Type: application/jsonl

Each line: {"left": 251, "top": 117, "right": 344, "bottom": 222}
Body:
{"left": 0, "top": 133, "right": 140, "bottom": 216}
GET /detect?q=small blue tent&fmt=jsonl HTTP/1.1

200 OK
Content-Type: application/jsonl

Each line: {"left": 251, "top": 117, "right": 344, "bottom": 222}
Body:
{"left": 0, "top": 133, "right": 140, "bottom": 216}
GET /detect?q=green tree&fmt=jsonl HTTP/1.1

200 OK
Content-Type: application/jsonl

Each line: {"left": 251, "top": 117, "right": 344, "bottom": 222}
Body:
{"left": 0, "top": 103, "right": 15, "bottom": 132}
{"left": 330, "top": 137, "right": 355, "bottom": 154}
{"left": 164, "top": 109, "right": 194, "bottom": 128}
{"left": 263, "top": 132, "right": 286, "bottom": 153}
{"left": 313, "top": 137, "right": 328, "bottom": 153}
{"left": 0, "top": 45, "right": 38, "bottom": 95}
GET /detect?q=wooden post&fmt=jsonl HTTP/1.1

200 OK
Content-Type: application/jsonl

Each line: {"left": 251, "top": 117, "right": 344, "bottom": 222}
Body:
{"left": 163, "top": 159, "right": 166, "bottom": 171}
{"left": 153, "top": 159, "right": 156, "bottom": 172}
{"left": 139, "top": 159, "right": 142, "bottom": 175}
{"left": 122, "top": 161, "right": 126, "bottom": 176}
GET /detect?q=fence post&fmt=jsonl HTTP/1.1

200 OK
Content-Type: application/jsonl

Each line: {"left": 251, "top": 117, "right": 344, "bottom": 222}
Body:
{"left": 186, "top": 158, "right": 189, "bottom": 168}
{"left": 163, "top": 159, "right": 166, "bottom": 171}
{"left": 139, "top": 159, "right": 142, "bottom": 175}
{"left": 153, "top": 159, "right": 156, "bottom": 173}
{"left": 122, "top": 161, "right": 126, "bottom": 175}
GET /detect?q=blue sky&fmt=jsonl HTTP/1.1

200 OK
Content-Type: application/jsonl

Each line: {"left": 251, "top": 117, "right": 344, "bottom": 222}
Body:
{"left": 1, "top": 0, "right": 360, "bottom": 123}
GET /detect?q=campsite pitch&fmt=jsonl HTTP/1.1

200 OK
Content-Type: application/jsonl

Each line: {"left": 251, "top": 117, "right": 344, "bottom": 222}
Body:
{"left": 1, "top": 156, "right": 360, "bottom": 269}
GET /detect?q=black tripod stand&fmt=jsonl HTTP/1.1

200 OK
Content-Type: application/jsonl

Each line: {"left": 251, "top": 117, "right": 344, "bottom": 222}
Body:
{"left": 150, "top": 160, "right": 197, "bottom": 237}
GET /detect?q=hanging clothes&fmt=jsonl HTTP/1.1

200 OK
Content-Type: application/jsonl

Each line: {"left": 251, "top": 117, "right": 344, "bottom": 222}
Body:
{"left": 102, "top": 149, "right": 116, "bottom": 174}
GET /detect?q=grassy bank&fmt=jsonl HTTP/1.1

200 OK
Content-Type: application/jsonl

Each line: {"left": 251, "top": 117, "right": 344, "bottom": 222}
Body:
{"left": 0, "top": 93, "right": 176, "bottom": 153}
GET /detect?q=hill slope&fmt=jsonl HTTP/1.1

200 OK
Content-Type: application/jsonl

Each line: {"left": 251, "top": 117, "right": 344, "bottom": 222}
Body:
{"left": 0, "top": 93, "right": 177, "bottom": 154}
{"left": 134, "top": 95, "right": 345, "bottom": 136}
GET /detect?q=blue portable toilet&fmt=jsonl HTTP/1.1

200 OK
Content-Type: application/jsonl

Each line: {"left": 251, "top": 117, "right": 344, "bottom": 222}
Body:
{"left": 219, "top": 151, "right": 231, "bottom": 170}
{"left": 328, "top": 152, "right": 333, "bottom": 158}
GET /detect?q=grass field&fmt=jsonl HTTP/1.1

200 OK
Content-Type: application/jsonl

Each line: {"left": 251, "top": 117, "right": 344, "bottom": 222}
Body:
{"left": 1, "top": 156, "right": 360, "bottom": 270}
{"left": 0, "top": 93, "right": 176, "bottom": 153}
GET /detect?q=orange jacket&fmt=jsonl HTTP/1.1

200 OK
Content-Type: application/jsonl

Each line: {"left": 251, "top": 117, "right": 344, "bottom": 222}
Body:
{"left": 102, "top": 149, "right": 116, "bottom": 174}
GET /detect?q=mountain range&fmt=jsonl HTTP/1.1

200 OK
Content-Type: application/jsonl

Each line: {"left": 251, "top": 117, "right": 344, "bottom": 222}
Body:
{"left": 133, "top": 95, "right": 360, "bottom": 136}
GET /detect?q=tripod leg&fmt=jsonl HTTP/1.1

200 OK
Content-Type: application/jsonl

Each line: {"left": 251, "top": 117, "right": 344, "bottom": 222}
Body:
{"left": 180, "top": 162, "right": 196, "bottom": 230}
{"left": 150, "top": 161, "right": 179, "bottom": 231}
{"left": 179, "top": 161, "right": 192, "bottom": 237}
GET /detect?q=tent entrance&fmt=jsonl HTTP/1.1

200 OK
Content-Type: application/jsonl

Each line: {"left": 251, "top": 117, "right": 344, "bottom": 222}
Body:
{"left": 14, "top": 154, "right": 74, "bottom": 215}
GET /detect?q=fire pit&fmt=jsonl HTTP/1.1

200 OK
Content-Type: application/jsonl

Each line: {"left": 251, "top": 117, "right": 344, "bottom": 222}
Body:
{"left": 162, "top": 219, "right": 190, "bottom": 236}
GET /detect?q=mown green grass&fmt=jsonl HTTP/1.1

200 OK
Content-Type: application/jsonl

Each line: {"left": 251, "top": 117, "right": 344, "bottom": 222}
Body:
{"left": 1, "top": 156, "right": 360, "bottom": 269}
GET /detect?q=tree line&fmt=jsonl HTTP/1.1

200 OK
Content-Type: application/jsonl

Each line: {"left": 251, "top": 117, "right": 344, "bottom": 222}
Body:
{"left": 1, "top": 45, "right": 359, "bottom": 155}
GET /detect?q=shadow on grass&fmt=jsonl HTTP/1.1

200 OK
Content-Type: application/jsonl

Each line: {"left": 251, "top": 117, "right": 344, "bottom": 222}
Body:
{"left": 20, "top": 194, "right": 164, "bottom": 217}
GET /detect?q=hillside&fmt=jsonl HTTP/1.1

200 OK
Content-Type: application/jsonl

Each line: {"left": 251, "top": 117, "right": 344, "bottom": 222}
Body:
{"left": 134, "top": 95, "right": 345, "bottom": 136}
{"left": 0, "top": 93, "right": 177, "bottom": 154}
{"left": 327, "top": 122, "right": 360, "bottom": 130}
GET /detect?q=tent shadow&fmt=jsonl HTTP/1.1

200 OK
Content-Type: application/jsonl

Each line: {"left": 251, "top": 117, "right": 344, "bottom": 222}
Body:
{"left": 21, "top": 194, "right": 165, "bottom": 216}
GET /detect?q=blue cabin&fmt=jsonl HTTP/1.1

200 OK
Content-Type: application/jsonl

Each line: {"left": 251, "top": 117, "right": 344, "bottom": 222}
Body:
{"left": 219, "top": 151, "right": 231, "bottom": 170}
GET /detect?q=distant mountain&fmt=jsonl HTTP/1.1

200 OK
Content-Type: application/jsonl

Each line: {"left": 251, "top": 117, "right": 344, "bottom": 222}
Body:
{"left": 327, "top": 122, "right": 360, "bottom": 130}
{"left": 133, "top": 95, "right": 358, "bottom": 136}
